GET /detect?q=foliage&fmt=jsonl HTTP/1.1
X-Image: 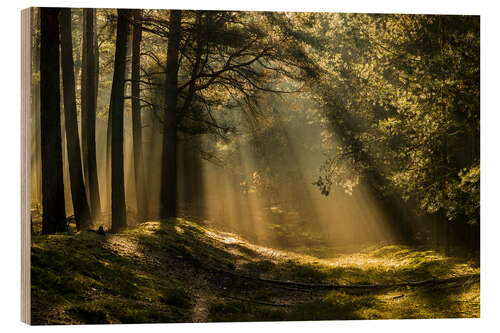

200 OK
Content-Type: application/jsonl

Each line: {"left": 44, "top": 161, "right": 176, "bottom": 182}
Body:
{"left": 304, "top": 14, "right": 479, "bottom": 223}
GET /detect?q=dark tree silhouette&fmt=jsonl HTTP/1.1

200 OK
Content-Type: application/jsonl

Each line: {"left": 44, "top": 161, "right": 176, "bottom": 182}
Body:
{"left": 131, "top": 9, "right": 147, "bottom": 221}
{"left": 110, "top": 9, "right": 131, "bottom": 232}
{"left": 40, "top": 8, "right": 67, "bottom": 234}
{"left": 81, "top": 8, "right": 101, "bottom": 219}
{"left": 160, "top": 10, "right": 181, "bottom": 219}
{"left": 59, "top": 8, "right": 92, "bottom": 230}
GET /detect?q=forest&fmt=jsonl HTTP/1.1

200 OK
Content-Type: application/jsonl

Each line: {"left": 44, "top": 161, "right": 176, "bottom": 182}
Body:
{"left": 30, "top": 7, "right": 479, "bottom": 324}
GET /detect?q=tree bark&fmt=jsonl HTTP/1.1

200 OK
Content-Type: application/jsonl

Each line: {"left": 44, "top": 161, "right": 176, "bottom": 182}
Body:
{"left": 131, "top": 9, "right": 147, "bottom": 221}
{"left": 59, "top": 8, "right": 92, "bottom": 230}
{"left": 81, "top": 8, "right": 101, "bottom": 219}
{"left": 94, "top": 9, "right": 99, "bottom": 111}
{"left": 110, "top": 9, "right": 131, "bottom": 232}
{"left": 40, "top": 8, "right": 67, "bottom": 234}
{"left": 81, "top": 10, "right": 89, "bottom": 193}
{"left": 106, "top": 95, "right": 112, "bottom": 214}
{"left": 160, "top": 10, "right": 181, "bottom": 219}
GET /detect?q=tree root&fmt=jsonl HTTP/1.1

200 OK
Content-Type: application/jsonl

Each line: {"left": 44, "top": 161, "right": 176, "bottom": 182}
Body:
{"left": 260, "top": 273, "right": 479, "bottom": 290}
{"left": 221, "top": 294, "right": 291, "bottom": 307}
{"left": 215, "top": 268, "right": 479, "bottom": 291}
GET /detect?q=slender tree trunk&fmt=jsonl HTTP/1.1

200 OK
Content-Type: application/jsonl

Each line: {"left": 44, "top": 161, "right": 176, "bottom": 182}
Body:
{"left": 106, "top": 96, "right": 112, "bottom": 215}
{"left": 40, "top": 8, "right": 67, "bottom": 234}
{"left": 110, "top": 9, "right": 131, "bottom": 232}
{"left": 444, "top": 220, "right": 451, "bottom": 256}
{"left": 105, "top": 9, "right": 112, "bottom": 216}
{"left": 131, "top": 9, "right": 147, "bottom": 221}
{"left": 434, "top": 218, "right": 440, "bottom": 251}
{"left": 160, "top": 10, "right": 181, "bottom": 219}
{"left": 81, "top": 10, "right": 89, "bottom": 193}
{"left": 59, "top": 8, "right": 92, "bottom": 230}
{"left": 82, "top": 8, "right": 101, "bottom": 219}
{"left": 105, "top": 12, "right": 111, "bottom": 216}
{"left": 94, "top": 9, "right": 99, "bottom": 110}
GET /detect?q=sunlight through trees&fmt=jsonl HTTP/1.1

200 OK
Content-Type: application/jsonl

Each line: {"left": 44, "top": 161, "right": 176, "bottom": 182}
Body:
{"left": 28, "top": 8, "right": 480, "bottom": 324}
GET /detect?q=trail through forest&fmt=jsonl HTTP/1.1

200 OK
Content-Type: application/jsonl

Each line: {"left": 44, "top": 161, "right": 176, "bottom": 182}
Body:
{"left": 31, "top": 218, "right": 479, "bottom": 324}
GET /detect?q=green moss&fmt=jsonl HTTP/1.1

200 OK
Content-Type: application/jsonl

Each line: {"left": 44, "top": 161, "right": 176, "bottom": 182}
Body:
{"left": 161, "top": 287, "right": 191, "bottom": 307}
{"left": 68, "top": 299, "right": 179, "bottom": 324}
{"left": 68, "top": 304, "right": 110, "bottom": 324}
{"left": 272, "top": 259, "right": 328, "bottom": 281}
{"left": 208, "top": 300, "right": 285, "bottom": 322}
{"left": 242, "top": 260, "right": 275, "bottom": 276}
{"left": 251, "top": 289, "right": 280, "bottom": 301}
{"left": 288, "top": 291, "right": 377, "bottom": 321}
{"left": 30, "top": 226, "right": 193, "bottom": 324}
{"left": 31, "top": 219, "right": 480, "bottom": 324}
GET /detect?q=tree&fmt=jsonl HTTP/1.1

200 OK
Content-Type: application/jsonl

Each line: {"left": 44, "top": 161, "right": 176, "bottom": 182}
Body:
{"left": 131, "top": 9, "right": 147, "bottom": 221}
{"left": 59, "top": 8, "right": 92, "bottom": 230}
{"left": 305, "top": 14, "right": 479, "bottom": 253}
{"left": 110, "top": 9, "right": 131, "bottom": 232}
{"left": 160, "top": 10, "right": 181, "bottom": 219}
{"left": 151, "top": 10, "right": 315, "bottom": 219}
{"left": 40, "top": 8, "right": 67, "bottom": 234}
{"left": 81, "top": 8, "right": 101, "bottom": 219}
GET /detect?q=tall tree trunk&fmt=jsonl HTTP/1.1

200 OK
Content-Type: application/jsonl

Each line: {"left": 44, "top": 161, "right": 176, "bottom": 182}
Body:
{"left": 40, "top": 8, "right": 67, "bottom": 234}
{"left": 82, "top": 8, "right": 101, "bottom": 219}
{"left": 94, "top": 9, "right": 99, "bottom": 110}
{"left": 106, "top": 96, "right": 112, "bottom": 215}
{"left": 160, "top": 10, "right": 181, "bottom": 219}
{"left": 131, "top": 9, "right": 147, "bottom": 221}
{"left": 81, "top": 10, "right": 89, "bottom": 194}
{"left": 105, "top": 9, "right": 112, "bottom": 216}
{"left": 110, "top": 9, "right": 131, "bottom": 232}
{"left": 59, "top": 8, "right": 92, "bottom": 230}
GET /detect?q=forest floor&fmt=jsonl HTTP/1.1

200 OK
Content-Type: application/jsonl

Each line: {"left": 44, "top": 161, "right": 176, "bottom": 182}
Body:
{"left": 31, "top": 218, "right": 480, "bottom": 324}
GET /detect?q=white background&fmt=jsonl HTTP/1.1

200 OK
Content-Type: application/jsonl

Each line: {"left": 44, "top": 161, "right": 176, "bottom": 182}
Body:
{"left": 1, "top": 1, "right": 498, "bottom": 332}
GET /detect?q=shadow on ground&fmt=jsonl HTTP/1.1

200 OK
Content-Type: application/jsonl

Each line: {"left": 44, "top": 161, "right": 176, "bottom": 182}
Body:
{"left": 31, "top": 218, "right": 480, "bottom": 324}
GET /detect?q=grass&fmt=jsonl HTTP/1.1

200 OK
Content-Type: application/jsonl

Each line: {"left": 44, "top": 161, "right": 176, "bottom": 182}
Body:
{"left": 248, "top": 243, "right": 479, "bottom": 285}
{"left": 288, "top": 290, "right": 378, "bottom": 321}
{"left": 31, "top": 217, "right": 479, "bottom": 324}
{"left": 31, "top": 224, "right": 193, "bottom": 324}
{"left": 208, "top": 300, "right": 286, "bottom": 322}
{"left": 207, "top": 281, "right": 480, "bottom": 322}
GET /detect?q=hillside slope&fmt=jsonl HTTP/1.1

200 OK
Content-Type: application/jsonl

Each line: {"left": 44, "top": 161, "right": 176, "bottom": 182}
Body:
{"left": 31, "top": 218, "right": 480, "bottom": 324}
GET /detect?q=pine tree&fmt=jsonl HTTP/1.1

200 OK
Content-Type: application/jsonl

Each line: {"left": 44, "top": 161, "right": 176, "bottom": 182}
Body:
{"left": 110, "top": 9, "right": 131, "bottom": 232}
{"left": 40, "top": 8, "right": 67, "bottom": 234}
{"left": 59, "top": 8, "right": 92, "bottom": 230}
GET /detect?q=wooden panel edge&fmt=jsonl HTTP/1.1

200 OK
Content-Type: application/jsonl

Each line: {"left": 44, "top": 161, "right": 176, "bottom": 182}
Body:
{"left": 20, "top": 7, "right": 32, "bottom": 325}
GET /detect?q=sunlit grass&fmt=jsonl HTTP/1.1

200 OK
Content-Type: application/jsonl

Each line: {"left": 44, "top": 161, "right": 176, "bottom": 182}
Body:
{"left": 31, "top": 218, "right": 479, "bottom": 324}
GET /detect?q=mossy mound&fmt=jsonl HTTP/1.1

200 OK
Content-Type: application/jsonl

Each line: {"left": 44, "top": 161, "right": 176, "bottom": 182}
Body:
{"left": 31, "top": 218, "right": 479, "bottom": 324}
